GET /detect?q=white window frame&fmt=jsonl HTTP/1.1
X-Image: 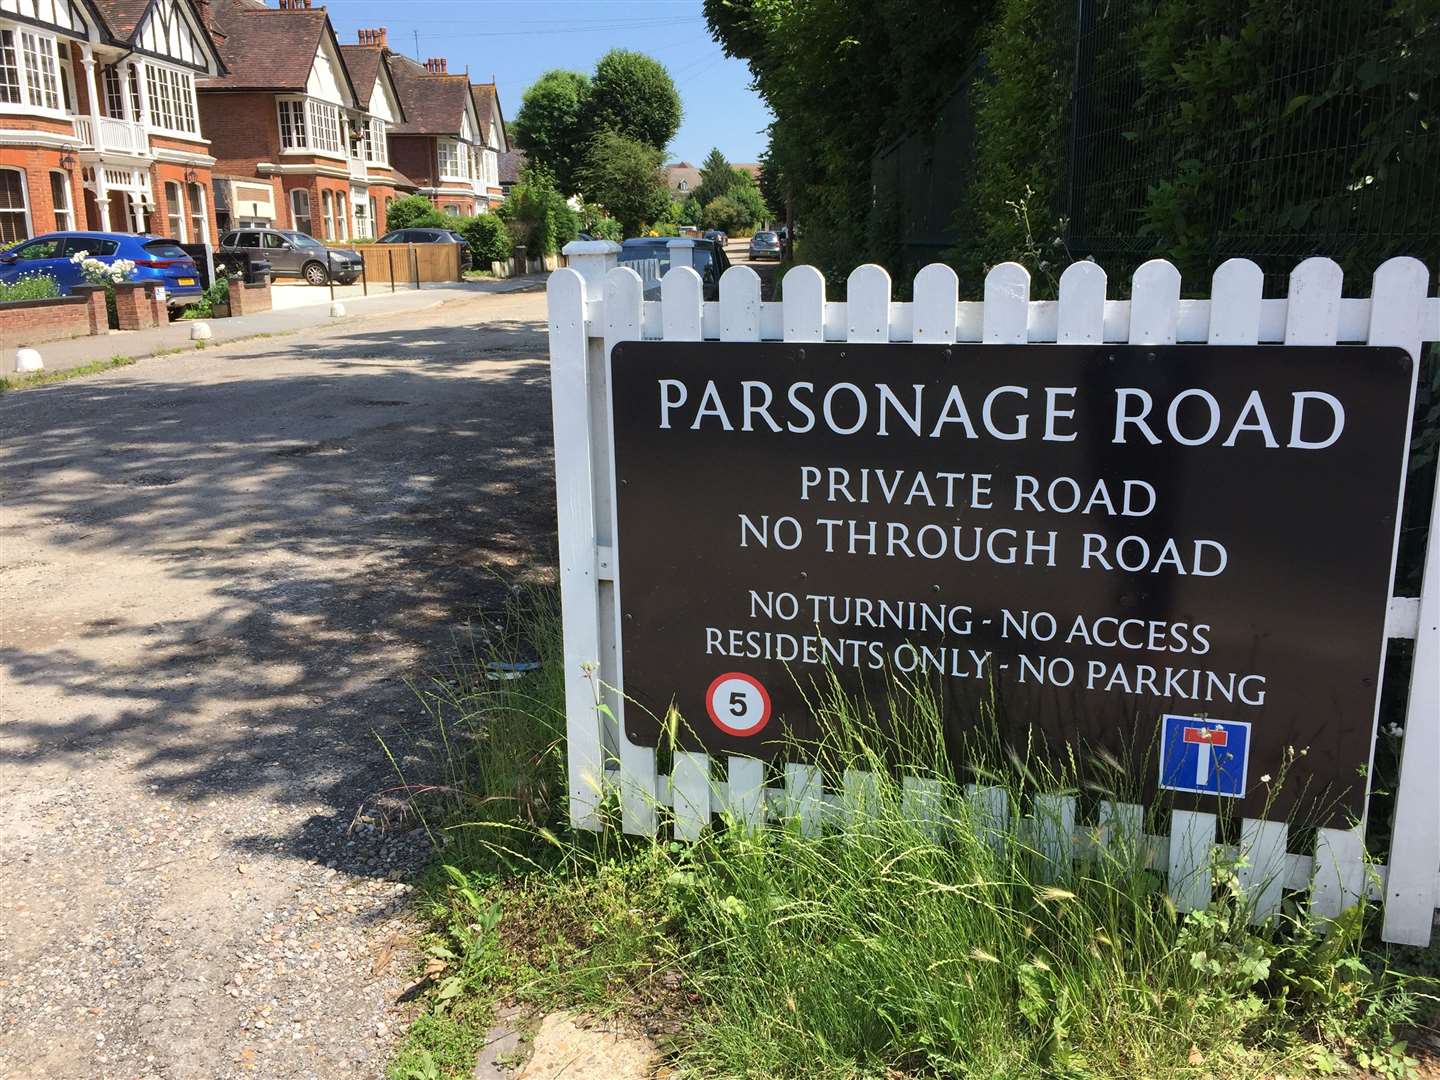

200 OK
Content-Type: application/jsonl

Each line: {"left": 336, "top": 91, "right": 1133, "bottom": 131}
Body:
{"left": 143, "top": 61, "right": 197, "bottom": 135}
{"left": 290, "top": 187, "right": 311, "bottom": 234}
{"left": 276, "top": 95, "right": 343, "bottom": 158}
{"left": 49, "top": 169, "right": 72, "bottom": 230}
{"left": 1, "top": 26, "right": 69, "bottom": 116}
{"left": 321, "top": 188, "right": 333, "bottom": 239}
{"left": 187, "top": 180, "right": 208, "bottom": 243}
{"left": 367, "top": 117, "right": 387, "bottom": 165}
{"left": 336, "top": 191, "right": 348, "bottom": 240}
{"left": 165, "top": 179, "right": 185, "bottom": 240}
{"left": 0, "top": 165, "right": 31, "bottom": 242}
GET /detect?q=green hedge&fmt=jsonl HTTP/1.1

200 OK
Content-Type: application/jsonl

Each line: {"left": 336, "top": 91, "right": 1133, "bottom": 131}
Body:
{"left": 456, "top": 213, "right": 514, "bottom": 264}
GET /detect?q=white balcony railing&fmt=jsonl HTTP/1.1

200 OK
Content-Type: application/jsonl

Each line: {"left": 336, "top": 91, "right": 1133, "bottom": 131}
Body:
{"left": 347, "top": 155, "right": 368, "bottom": 181}
{"left": 73, "top": 115, "right": 151, "bottom": 157}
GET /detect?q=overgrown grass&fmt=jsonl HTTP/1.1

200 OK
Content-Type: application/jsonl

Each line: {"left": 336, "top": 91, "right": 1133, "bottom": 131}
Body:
{"left": 1, "top": 354, "right": 136, "bottom": 393}
{"left": 387, "top": 587, "right": 1433, "bottom": 1079}
{"left": 0, "top": 272, "right": 62, "bottom": 302}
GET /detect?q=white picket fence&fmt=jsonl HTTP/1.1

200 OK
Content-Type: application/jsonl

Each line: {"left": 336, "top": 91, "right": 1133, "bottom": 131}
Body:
{"left": 547, "top": 239, "right": 1440, "bottom": 944}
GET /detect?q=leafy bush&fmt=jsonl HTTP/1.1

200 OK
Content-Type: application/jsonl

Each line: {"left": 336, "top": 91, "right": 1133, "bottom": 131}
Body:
{"left": 180, "top": 277, "right": 232, "bottom": 320}
{"left": 702, "top": 195, "right": 749, "bottom": 234}
{"left": 577, "top": 129, "right": 671, "bottom": 236}
{"left": 586, "top": 216, "right": 623, "bottom": 242}
{"left": 497, "top": 165, "right": 578, "bottom": 255}
{"left": 0, "top": 272, "right": 61, "bottom": 302}
{"left": 385, "top": 194, "right": 447, "bottom": 232}
{"left": 455, "top": 213, "right": 514, "bottom": 264}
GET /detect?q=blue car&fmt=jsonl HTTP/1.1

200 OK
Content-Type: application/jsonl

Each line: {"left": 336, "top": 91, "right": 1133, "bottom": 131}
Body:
{"left": 0, "top": 232, "right": 204, "bottom": 310}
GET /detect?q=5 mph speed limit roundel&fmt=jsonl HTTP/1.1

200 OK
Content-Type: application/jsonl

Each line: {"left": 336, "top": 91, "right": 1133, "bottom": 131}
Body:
{"left": 705, "top": 672, "right": 772, "bottom": 737}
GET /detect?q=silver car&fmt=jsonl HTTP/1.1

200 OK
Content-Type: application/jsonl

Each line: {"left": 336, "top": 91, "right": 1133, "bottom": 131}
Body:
{"left": 748, "top": 230, "right": 782, "bottom": 261}
{"left": 218, "top": 228, "right": 363, "bottom": 285}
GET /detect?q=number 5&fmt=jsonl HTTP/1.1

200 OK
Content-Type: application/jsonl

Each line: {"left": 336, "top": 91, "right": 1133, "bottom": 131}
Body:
{"left": 729, "top": 691, "right": 747, "bottom": 717}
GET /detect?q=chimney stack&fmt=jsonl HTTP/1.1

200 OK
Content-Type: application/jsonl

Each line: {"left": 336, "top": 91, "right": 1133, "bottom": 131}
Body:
{"left": 277, "top": 0, "right": 312, "bottom": 9}
{"left": 357, "top": 27, "right": 388, "bottom": 47}
{"left": 424, "top": 57, "right": 448, "bottom": 75}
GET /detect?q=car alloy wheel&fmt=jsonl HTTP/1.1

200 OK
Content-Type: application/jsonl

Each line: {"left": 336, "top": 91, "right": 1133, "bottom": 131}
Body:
{"left": 303, "top": 261, "right": 329, "bottom": 286}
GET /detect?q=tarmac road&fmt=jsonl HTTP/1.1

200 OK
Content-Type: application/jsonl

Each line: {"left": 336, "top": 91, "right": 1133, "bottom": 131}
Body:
{"left": 0, "top": 285, "right": 556, "bottom": 1079}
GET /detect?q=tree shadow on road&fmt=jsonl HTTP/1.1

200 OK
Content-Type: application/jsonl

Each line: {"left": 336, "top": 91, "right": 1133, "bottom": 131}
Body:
{"left": 0, "top": 315, "right": 558, "bottom": 885}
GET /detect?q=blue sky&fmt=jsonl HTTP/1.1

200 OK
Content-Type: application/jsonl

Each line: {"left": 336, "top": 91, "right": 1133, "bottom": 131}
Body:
{"left": 324, "top": 0, "right": 773, "bottom": 165}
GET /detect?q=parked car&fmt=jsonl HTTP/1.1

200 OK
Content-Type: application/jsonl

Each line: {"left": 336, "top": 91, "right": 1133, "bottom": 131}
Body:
{"left": 702, "top": 228, "right": 728, "bottom": 246}
{"left": 218, "top": 228, "right": 363, "bottom": 285}
{"left": 0, "top": 232, "right": 203, "bottom": 308}
{"left": 617, "top": 237, "right": 731, "bottom": 301}
{"left": 748, "top": 230, "right": 782, "bottom": 261}
{"left": 377, "top": 227, "right": 473, "bottom": 272}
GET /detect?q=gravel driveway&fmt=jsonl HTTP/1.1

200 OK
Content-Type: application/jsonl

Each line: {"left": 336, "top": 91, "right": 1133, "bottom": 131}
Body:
{"left": 0, "top": 287, "right": 555, "bottom": 1079}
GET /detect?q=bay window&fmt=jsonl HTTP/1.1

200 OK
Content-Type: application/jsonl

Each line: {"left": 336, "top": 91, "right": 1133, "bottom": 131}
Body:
{"left": 1, "top": 27, "right": 69, "bottom": 113}
{"left": 438, "top": 139, "right": 471, "bottom": 180}
{"left": 277, "top": 97, "right": 343, "bottom": 156}
{"left": 144, "top": 63, "right": 197, "bottom": 134}
{"left": 368, "top": 117, "right": 387, "bottom": 164}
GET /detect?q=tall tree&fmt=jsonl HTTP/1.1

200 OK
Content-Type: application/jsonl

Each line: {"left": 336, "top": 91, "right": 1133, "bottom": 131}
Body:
{"left": 577, "top": 130, "right": 672, "bottom": 236}
{"left": 694, "top": 148, "right": 737, "bottom": 206}
{"left": 512, "top": 70, "right": 592, "bottom": 196}
{"left": 581, "top": 49, "right": 682, "bottom": 152}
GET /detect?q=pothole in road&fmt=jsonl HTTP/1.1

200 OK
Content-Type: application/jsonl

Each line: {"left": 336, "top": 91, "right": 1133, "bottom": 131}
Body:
{"left": 111, "top": 473, "right": 182, "bottom": 487}
{"left": 271, "top": 440, "right": 348, "bottom": 458}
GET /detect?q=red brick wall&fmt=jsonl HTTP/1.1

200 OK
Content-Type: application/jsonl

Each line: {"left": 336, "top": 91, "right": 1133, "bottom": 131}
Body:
{"left": 390, "top": 136, "right": 435, "bottom": 188}
{"left": 149, "top": 161, "right": 221, "bottom": 244}
{"left": 0, "top": 296, "right": 92, "bottom": 345}
{"left": 0, "top": 147, "right": 85, "bottom": 238}
{"left": 199, "top": 92, "right": 283, "bottom": 176}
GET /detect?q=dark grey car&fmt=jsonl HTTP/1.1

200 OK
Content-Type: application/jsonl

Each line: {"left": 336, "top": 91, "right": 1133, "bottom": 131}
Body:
{"left": 218, "top": 228, "right": 363, "bottom": 285}
{"left": 377, "top": 228, "right": 473, "bottom": 271}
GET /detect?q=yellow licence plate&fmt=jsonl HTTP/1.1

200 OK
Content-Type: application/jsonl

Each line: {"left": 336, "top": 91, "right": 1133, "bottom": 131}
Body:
{"left": 178, "top": 278, "right": 196, "bottom": 286}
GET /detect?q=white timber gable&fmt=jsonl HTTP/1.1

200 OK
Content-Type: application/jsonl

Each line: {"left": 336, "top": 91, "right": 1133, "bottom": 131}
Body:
{"left": 305, "top": 32, "right": 353, "bottom": 108}
{"left": 0, "top": 0, "right": 87, "bottom": 36}
{"left": 134, "top": 0, "right": 216, "bottom": 72}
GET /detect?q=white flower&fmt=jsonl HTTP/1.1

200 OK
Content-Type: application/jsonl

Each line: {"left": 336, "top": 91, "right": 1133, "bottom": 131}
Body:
{"left": 69, "top": 249, "right": 90, "bottom": 264}
{"left": 1259, "top": 774, "right": 1272, "bottom": 783}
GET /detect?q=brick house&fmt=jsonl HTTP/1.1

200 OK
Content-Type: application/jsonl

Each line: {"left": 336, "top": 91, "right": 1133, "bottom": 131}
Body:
{"left": 1, "top": 0, "right": 226, "bottom": 244}
{"left": 196, "top": 0, "right": 405, "bottom": 242}
{"left": 361, "top": 38, "right": 503, "bottom": 220}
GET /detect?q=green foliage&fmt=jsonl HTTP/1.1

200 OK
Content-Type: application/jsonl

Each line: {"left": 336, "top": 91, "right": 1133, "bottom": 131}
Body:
{"left": 180, "top": 277, "right": 231, "bottom": 320}
{"left": 701, "top": 195, "right": 746, "bottom": 235}
{"left": 949, "top": 0, "right": 1072, "bottom": 294}
{"left": 577, "top": 130, "right": 671, "bottom": 237}
{"left": 385, "top": 195, "right": 447, "bottom": 232}
{"left": 497, "top": 165, "right": 578, "bottom": 256}
{"left": 0, "top": 272, "right": 61, "bottom": 302}
{"left": 511, "top": 69, "right": 592, "bottom": 196}
{"left": 454, "top": 213, "right": 513, "bottom": 264}
{"left": 726, "top": 170, "right": 769, "bottom": 232}
{"left": 706, "top": 0, "right": 996, "bottom": 280}
{"left": 693, "top": 147, "right": 737, "bottom": 206}
{"left": 389, "top": 590, "right": 1429, "bottom": 1080}
{"left": 581, "top": 49, "right": 681, "bottom": 153}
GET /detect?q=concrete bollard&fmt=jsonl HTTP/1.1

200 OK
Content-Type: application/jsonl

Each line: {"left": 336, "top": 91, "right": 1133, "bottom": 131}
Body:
{"left": 190, "top": 321, "right": 213, "bottom": 341}
{"left": 15, "top": 348, "right": 43, "bottom": 373}
{"left": 329, "top": 301, "right": 346, "bottom": 318}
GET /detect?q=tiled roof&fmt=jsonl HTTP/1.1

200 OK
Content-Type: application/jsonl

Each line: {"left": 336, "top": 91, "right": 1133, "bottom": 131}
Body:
{"left": 498, "top": 148, "right": 524, "bottom": 185}
{"left": 89, "top": 0, "right": 155, "bottom": 39}
{"left": 198, "top": 0, "right": 330, "bottom": 92}
{"left": 386, "top": 53, "right": 471, "bottom": 136}
{"left": 339, "top": 45, "right": 381, "bottom": 108}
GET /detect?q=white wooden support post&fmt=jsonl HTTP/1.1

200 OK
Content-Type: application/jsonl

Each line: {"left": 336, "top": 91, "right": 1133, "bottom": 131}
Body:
{"left": 564, "top": 239, "right": 622, "bottom": 294}
{"left": 548, "top": 267, "right": 605, "bottom": 829}
{"left": 666, "top": 237, "right": 695, "bottom": 271}
{"left": 603, "top": 265, "right": 657, "bottom": 834}
{"left": 1373, "top": 257, "right": 1439, "bottom": 945}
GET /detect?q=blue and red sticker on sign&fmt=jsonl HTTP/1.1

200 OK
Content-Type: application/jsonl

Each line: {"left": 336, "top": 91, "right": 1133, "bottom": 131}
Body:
{"left": 1159, "top": 715, "right": 1252, "bottom": 798}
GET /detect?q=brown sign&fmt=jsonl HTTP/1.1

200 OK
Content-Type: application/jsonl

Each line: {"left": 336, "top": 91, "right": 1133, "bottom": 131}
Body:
{"left": 610, "top": 342, "right": 1413, "bottom": 825}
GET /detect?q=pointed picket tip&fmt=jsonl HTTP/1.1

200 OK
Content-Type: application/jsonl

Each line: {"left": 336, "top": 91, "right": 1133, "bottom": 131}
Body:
{"left": 546, "top": 267, "right": 586, "bottom": 325}
{"left": 1129, "top": 259, "right": 1182, "bottom": 345}
{"left": 983, "top": 261, "right": 1031, "bottom": 344}
{"left": 847, "top": 263, "right": 892, "bottom": 343}
{"left": 1056, "top": 261, "right": 1106, "bottom": 344}
{"left": 1368, "top": 256, "right": 1431, "bottom": 357}
{"left": 719, "top": 263, "right": 762, "bottom": 342}
{"left": 1285, "top": 257, "right": 1344, "bottom": 345}
{"left": 913, "top": 263, "right": 959, "bottom": 344}
{"left": 782, "top": 264, "right": 826, "bottom": 342}
{"left": 1208, "top": 259, "right": 1264, "bottom": 345}
{"left": 660, "top": 265, "right": 704, "bottom": 341}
